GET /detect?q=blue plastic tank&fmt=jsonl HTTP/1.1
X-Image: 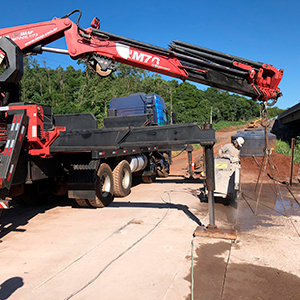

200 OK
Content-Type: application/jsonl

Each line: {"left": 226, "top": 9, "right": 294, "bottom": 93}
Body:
{"left": 232, "top": 130, "right": 276, "bottom": 157}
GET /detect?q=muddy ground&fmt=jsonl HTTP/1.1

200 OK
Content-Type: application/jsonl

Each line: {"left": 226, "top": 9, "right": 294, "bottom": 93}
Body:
{"left": 166, "top": 129, "right": 300, "bottom": 300}
{"left": 185, "top": 139, "right": 300, "bottom": 300}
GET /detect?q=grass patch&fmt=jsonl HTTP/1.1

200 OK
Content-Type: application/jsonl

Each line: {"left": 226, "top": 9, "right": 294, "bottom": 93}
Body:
{"left": 212, "top": 120, "right": 247, "bottom": 132}
{"left": 276, "top": 139, "right": 300, "bottom": 164}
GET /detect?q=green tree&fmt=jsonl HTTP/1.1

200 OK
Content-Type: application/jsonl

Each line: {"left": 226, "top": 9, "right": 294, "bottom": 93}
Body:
{"left": 19, "top": 59, "right": 262, "bottom": 126}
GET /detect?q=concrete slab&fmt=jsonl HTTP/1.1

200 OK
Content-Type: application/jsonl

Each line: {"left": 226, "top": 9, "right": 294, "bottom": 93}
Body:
{"left": 1, "top": 148, "right": 300, "bottom": 300}
{"left": 0, "top": 178, "right": 205, "bottom": 300}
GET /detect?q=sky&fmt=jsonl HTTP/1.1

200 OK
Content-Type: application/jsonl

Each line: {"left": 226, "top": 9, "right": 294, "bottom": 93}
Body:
{"left": 1, "top": 0, "right": 300, "bottom": 110}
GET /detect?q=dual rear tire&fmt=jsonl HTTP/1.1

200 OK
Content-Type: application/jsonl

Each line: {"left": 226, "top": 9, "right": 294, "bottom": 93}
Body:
{"left": 16, "top": 160, "right": 134, "bottom": 208}
{"left": 89, "top": 163, "right": 114, "bottom": 208}
{"left": 112, "top": 160, "right": 132, "bottom": 197}
{"left": 76, "top": 161, "right": 132, "bottom": 208}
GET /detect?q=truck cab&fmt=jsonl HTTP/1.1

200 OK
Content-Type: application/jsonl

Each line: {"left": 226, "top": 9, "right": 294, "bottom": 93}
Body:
{"left": 108, "top": 93, "right": 169, "bottom": 126}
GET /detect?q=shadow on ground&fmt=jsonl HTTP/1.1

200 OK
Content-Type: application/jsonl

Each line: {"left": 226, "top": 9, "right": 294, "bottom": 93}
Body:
{"left": 0, "top": 195, "right": 75, "bottom": 239}
{"left": 111, "top": 201, "right": 203, "bottom": 226}
{"left": 0, "top": 277, "right": 24, "bottom": 300}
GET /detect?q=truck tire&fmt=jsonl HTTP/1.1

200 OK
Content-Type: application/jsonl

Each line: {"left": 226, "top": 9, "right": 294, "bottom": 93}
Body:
{"left": 12, "top": 196, "right": 26, "bottom": 206}
{"left": 157, "top": 168, "right": 168, "bottom": 178}
{"left": 112, "top": 160, "right": 132, "bottom": 197}
{"left": 142, "top": 175, "right": 156, "bottom": 183}
{"left": 51, "top": 178, "right": 68, "bottom": 196}
{"left": 17, "top": 180, "right": 50, "bottom": 205}
{"left": 89, "top": 163, "right": 114, "bottom": 208}
{"left": 157, "top": 153, "right": 170, "bottom": 178}
{"left": 75, "top": 199, "right": 92, "bottom": 207}
{"left": 142, "top": 155, "right": 157, "bottom": 183}
{"left": 21, "top": 185, "right": 43, "bottom": 205}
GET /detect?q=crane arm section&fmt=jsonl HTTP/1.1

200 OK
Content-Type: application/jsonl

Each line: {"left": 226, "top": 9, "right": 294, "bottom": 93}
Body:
{"left": 0, "top": 10, "right": 283, "bottom": 104}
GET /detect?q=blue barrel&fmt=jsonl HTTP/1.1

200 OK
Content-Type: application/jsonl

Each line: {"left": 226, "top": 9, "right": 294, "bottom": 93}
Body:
{"left": 232, "top": 130, "right": 276, "bottom": 157}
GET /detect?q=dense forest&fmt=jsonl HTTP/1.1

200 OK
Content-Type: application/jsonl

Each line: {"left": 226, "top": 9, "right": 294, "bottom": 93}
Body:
{"left": 20, "top": 57, "right": 284, "bottom": 126}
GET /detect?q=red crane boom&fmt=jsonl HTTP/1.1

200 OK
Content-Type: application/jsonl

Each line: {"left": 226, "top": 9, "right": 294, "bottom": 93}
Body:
{"left": 0, "top": 10, "right": 283, "bottom": 103}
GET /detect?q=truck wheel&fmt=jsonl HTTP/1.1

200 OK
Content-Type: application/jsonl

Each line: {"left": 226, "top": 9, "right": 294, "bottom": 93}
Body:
{"left": 142, "top": 155, "right": 157, "bottom": 183}
{"left": 89, "top": 163, "right": 114, "bottom": 208}
{"left": 12, "top": 196, "right": 26, "bottom": 205}
{"left": 51, "top": 178, "right": 68, "bottom": 196}
{"left": 75, "top": 199, "right": 92, "bottom": 207}
{"left": 21, "top": 185, "right": 42, "bottom": 205}
{"left": 113, "top": 160, "right": 132, "bottom": 197}
{"left": 157, "top": 153, "right": 170, "bottom": 178}
{"left": 18, "top": 180, "right": 50, "bottom": 205}
{"left": 142, "top": 175, "right": 156, "bottom": 183}
{"left": 157, "top": 168, "right": 168, "bottom": 178}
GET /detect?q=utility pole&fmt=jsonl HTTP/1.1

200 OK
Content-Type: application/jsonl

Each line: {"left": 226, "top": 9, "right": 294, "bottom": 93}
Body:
{"left": 210, "top": 107, "right": 213, "bottom": 124}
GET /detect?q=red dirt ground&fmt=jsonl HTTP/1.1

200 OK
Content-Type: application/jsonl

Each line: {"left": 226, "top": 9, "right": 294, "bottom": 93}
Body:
{"left": 171, "top": 127, "right": 299, "bottom": 186}
{"left": 171, "top": 129, "right": 243, "bottom": 176}
{"left": 241, "top": 154, "right": 299, "bottom": 183}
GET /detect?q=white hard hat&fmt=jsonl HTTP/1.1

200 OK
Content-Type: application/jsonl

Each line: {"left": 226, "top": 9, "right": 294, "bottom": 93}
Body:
{"left": 236, "top": 137, "right": 245, "bottom": 147}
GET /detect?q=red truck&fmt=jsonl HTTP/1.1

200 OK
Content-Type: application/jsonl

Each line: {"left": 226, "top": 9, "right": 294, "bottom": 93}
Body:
{"left": 0, "top": 10, "right": 283, "bottom": 226}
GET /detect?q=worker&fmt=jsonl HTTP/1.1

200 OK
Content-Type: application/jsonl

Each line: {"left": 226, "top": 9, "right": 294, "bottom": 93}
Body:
{"left": 218, "top": 137, "right": 244, "bottom": 162}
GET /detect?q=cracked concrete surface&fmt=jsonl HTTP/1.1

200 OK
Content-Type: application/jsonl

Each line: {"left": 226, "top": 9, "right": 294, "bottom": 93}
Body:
{"left": 1, "top": 131, "right": 300, "bottom": 299}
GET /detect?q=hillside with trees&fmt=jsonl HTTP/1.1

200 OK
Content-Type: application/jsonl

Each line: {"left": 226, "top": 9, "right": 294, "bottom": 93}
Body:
{"left": 20, "top": 57, "right": 284, "bottom": 127}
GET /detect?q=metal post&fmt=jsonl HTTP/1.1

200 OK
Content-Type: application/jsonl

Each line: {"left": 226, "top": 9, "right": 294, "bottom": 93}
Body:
{"left": 194, "top": 123, "right": 237, "bottom": 240}
{"left": 187, "top": 150, "right": 193, "bottom": 178}
{"left": 203, "top": 123, "right": 216, "bottom": 228}
{"left": 205, "top": 144, "right": 216, "bottom": 227}
{"left": 290, "top": 138, "right": 295, "bottom": 186}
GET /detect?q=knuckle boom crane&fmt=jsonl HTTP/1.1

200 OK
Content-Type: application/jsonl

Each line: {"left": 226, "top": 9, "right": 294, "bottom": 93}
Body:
{"left": 0, "top": 10, "right": 283, "bottom": 211}
{"left": 0, "top": 9, "right": 283, "bottom": 104}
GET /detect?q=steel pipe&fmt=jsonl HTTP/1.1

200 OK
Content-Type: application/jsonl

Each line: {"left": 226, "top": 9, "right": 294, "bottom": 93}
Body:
{"left": 203, "top": 123, "right": 216, "bottom": 226}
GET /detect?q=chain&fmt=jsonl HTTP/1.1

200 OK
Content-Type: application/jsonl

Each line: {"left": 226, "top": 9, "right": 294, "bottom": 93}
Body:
{"left": 261, "top": 102, "right": 270, "bottom": 127}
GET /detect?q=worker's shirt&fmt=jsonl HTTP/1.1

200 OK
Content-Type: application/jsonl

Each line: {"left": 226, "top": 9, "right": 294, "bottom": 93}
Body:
{"left": 218, "top": 143, "right": 240, "bottom": 162}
